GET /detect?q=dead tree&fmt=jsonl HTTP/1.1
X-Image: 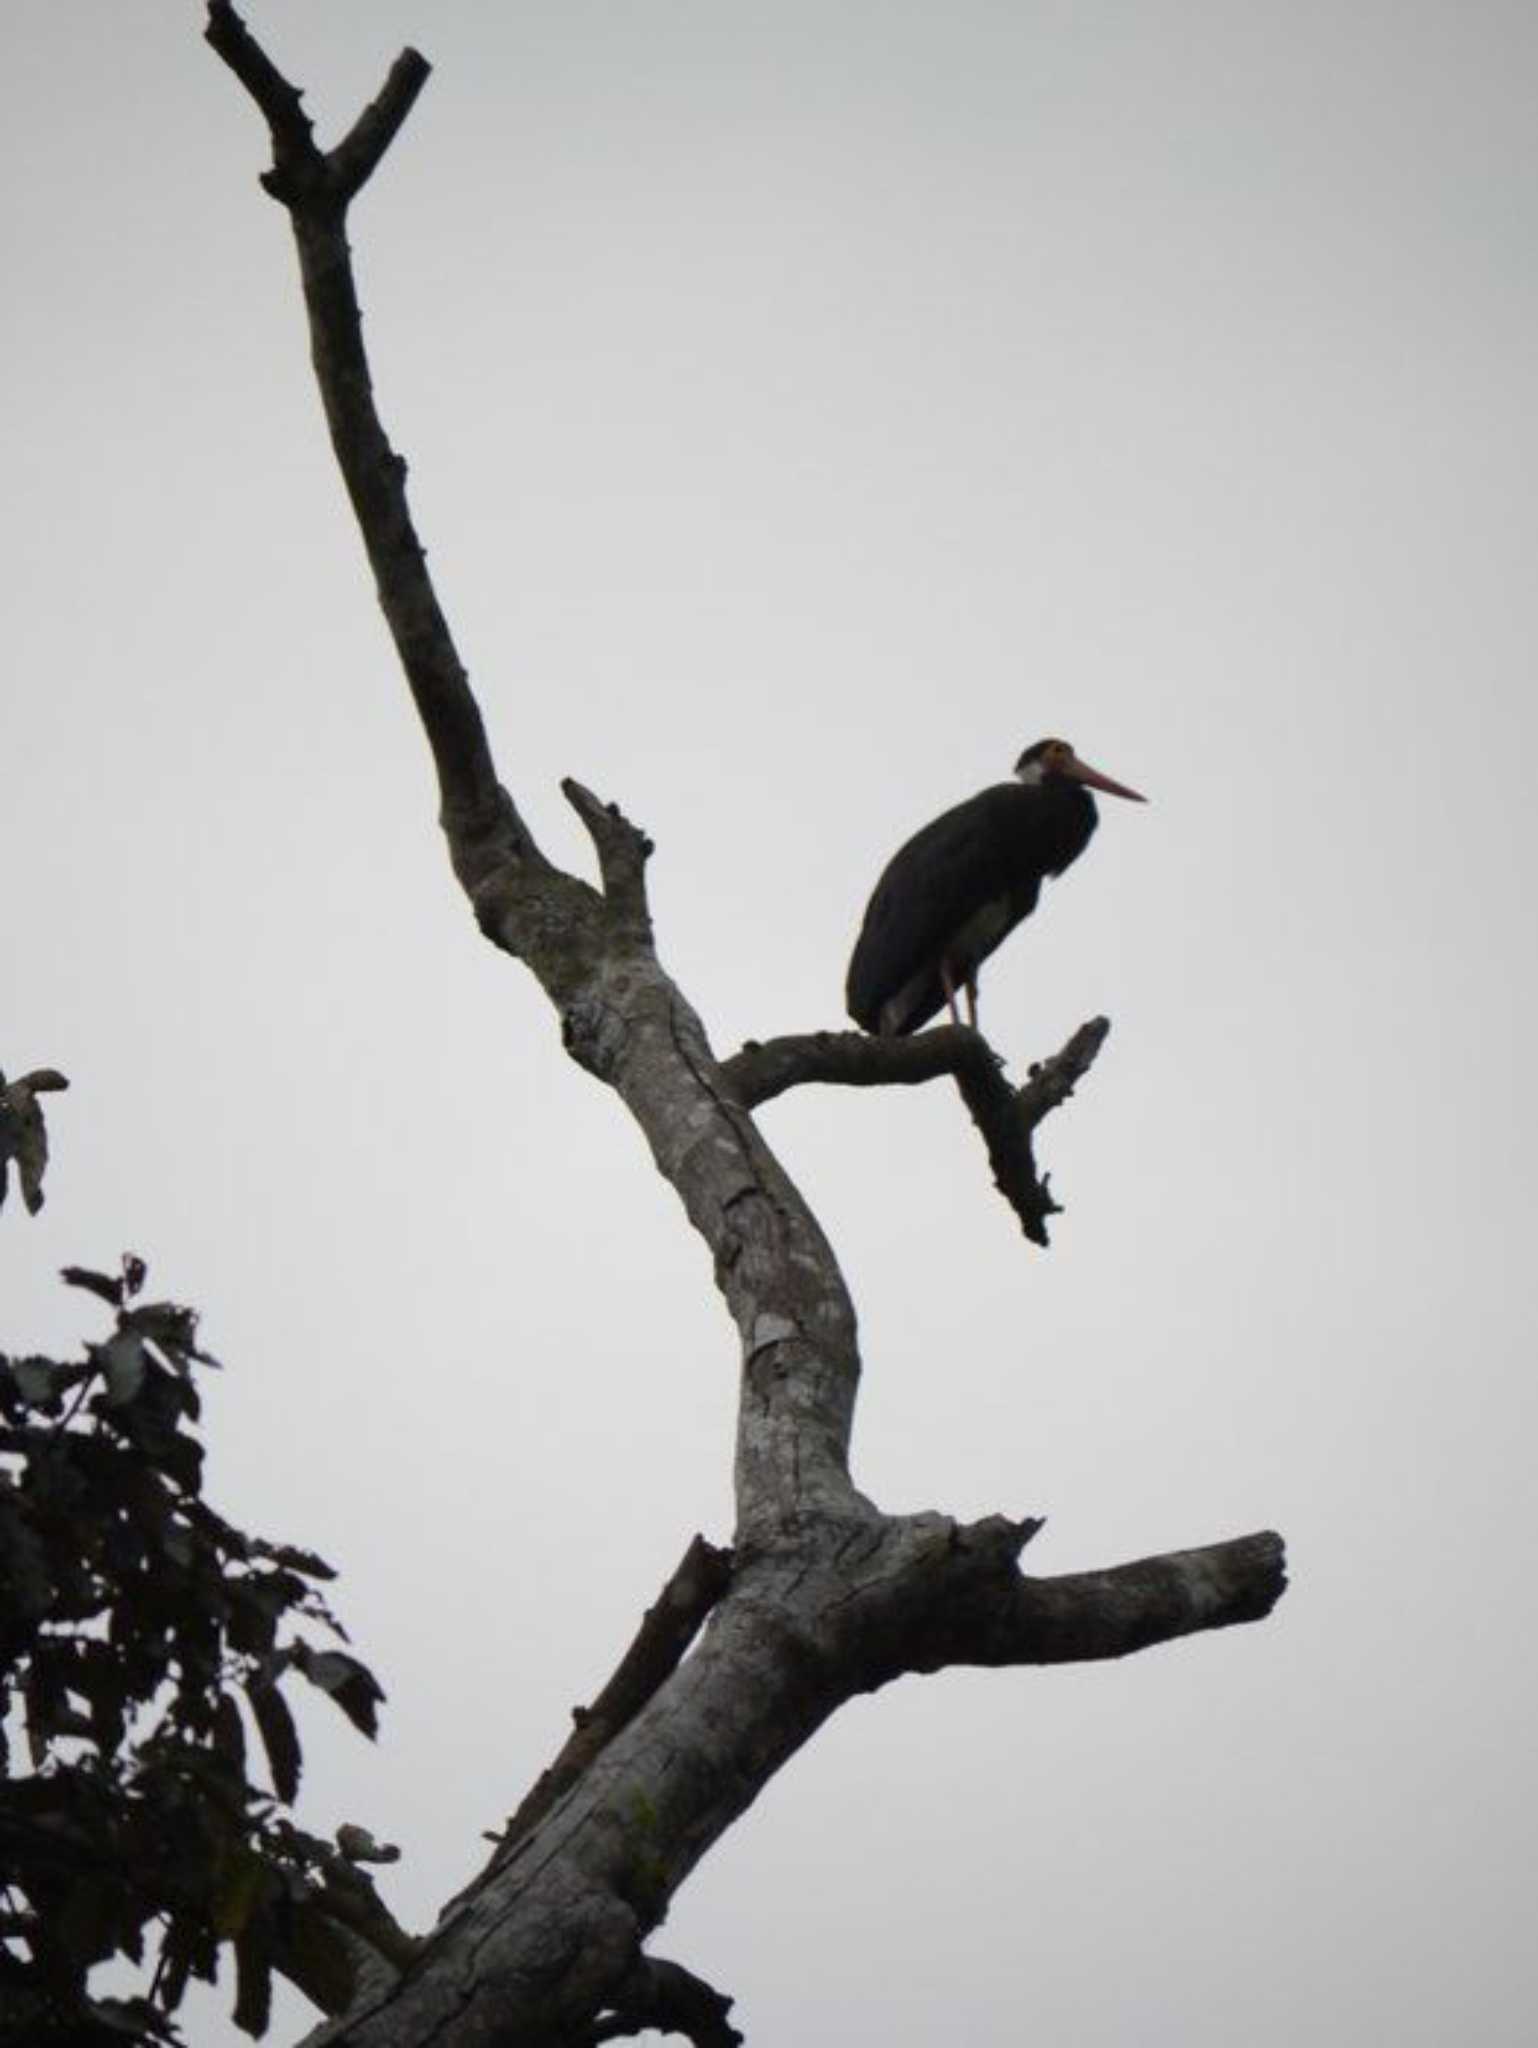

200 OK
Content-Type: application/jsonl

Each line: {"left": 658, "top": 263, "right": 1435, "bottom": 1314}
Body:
{"left": 204, "top": 7, "right": 1287, "bottom": 2043}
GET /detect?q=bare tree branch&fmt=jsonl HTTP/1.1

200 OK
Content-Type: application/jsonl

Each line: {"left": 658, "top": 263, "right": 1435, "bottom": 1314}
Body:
{"left": 204, "top": 0, "right": 314, "bottom": 167}
{"left": 330, "top": 50, "right": 432, "bottom": 201}
{"left": 205, "top": 0, "right": 527, "bottom": 867}
{"left": 952, "top": 1015, "right": 1111, "bottom": 1244}
{"left": 895, "top": 1519, "right": 1289, "bottom": 1675}
{"left": 262, "top": 1845, "right": 422, "bottom": 2020}
{"left": 312, "top": 1856, "right": 420, "bottom": 1977}
{"left": 1008, "top": 1532, "right": 1289, "bottom": 1660}
{"left": 723, "top": 1017, "right": 1112, "bottom": 1245}
{"left": 721, "top": 1022, "right": 995, "bottom": 1105}
{"left": 562, "top": 778, "right": 656, "bottom": 939}
{"left": 485, "top": 1535, "right": 733, "bottom": 1870}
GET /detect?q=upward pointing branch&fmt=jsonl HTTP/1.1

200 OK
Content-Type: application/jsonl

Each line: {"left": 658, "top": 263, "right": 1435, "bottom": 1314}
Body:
{"left": 204, "top": 0, "right": 865, "bottom": 1540}
{"left": 330, "top": 51, "right": 433, "bottom": 201}
{"left": 204, "top": 0, "right": 315, "bottom": 165}
{"left": 205, "top": 0, "right": 528, "bottom": 877}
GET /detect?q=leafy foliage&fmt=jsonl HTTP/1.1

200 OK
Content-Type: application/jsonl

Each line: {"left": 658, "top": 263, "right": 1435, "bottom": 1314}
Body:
{"left": 0, "top": 1256, "right": 384, "bottom": 2043}
{"left": 0, "top": 1066, "right": 69, "bottom": 1215}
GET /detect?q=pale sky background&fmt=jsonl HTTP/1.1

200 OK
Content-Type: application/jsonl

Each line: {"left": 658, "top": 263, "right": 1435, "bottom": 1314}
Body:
{"left": 4, "top": 3, "right": 1537, "bottom": 2043}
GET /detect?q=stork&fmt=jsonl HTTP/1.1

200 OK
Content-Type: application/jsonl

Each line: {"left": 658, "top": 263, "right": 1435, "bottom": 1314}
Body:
{"left": 845, "top": 738, "right": 1146, "bottom": 1036}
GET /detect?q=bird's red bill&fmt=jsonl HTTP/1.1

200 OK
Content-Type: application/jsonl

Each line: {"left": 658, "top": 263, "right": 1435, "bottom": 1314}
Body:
{"left": 1066, "top": 754, "right": 1147, "bottom": 803}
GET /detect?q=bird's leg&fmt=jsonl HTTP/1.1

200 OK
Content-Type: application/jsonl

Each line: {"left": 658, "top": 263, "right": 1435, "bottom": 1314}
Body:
{"left": 941, "top": 961, "right": 964, "bottom": 1028}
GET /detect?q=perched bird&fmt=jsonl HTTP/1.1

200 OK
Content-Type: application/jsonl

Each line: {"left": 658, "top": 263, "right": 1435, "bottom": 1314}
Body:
{"left": 845, "top": 738, "right": 1146, "bottom": 1036}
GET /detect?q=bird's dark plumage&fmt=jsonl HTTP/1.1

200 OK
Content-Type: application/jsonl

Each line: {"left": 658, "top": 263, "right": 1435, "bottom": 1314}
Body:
{"left": 845, "top": 738, "right": 1144, "bottom": 1036}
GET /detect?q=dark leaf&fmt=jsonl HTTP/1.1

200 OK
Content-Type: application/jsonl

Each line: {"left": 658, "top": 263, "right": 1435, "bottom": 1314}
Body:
{"left": 254, "top": 1568, "right": 308, "bottom": 1612}
{"left": 89, "top": 1995, "right": 181, "bottom": 2041}
{"left": 53, "top": 1870, "right": 125, "bottom": 1971}
{"left": 248, "top": 1683, "right": 301, "bottom": 1805}
{"left": 89, "top": 1692, "right": 129, "bottom": 1763}
{"left": 24, "top": 1651, "right": 67, "bottom": 1765}
{"left": 250, "top": 1539, "right": 336, "bottom": 1582}
{"left": 153, "top": 1913, "right": 215, "bottom": 2013}
{"left": 292, "top": 1583, "right": 350, "bottom": 1640}
{"left": 8, "top": 1355, "right": 66, "bottom": 1407}
{"left": 278, "top": 1898, "right": 357, "bottom": 2018}
{"left": 226, "top": 1578, "right": 287, "bottom": 1659}
{"left": 99, "top": 1333, "right": 148, "bottom": 1409}
{"left": 294, "top": 1646, "right": 384, "bottom": 1739}
{"left": 182, "top": 1494, "right": 248, "bottom": 1557}
{"left": 71, "top": 1641, "right": 130, "bottom": 1758}
{"left": 0, "top": 1071, "right": 66, "bottom": 1216}
{"left": 212, "top": 1695, "right": 247, "bottom": 1777}
{"left": 232, "top": 1924, "right": 273, "bottom": 2038}
{"left": 156, "top": 1432, "right": 204, "bottom": 1497}
{"left": 120, "top": 1255, "right": 147, "bottom": 1299}
{"left": 61, "top": 1265, "right": 124, "bottom": 1307}
{"left": 211, "top": 1843, "right": 268, "bottom": 1940}
{"left": 126, "top": 1302, "right": 207, "bottom": 1373}
{"left": 99, "top": 1366, "right": 203, "bottom": 1490}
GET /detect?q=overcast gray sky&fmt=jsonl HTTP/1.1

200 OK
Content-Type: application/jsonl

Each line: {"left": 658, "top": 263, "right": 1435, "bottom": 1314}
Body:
{"left": 5, "top": 3, "right": 1537, "bottom": 2043}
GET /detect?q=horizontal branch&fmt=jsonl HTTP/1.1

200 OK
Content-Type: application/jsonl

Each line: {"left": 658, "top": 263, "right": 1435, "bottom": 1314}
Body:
{"left": 723, "top": 1018, "right": 1111, "bottom": 1246}
{"left": 905, "top": 1521, "right": 1288, "bottom": 1674}
{"left": 721, "top": 1023, "right": 994, "bottom": 1106}
{"left": 1012, "top": 1530, "right": 1287, "bottom": 1661}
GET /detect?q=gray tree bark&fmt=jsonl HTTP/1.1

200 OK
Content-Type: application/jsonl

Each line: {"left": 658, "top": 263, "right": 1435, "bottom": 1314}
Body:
{"left": 204, "top": 8, "right": 1287, "bottom": 2043}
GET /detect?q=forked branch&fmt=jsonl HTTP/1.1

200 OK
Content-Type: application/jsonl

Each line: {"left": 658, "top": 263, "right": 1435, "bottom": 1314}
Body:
{"left": 723, "top": 1016, "right": 1111, "bottom": 1243}
{"left": 205, "top": 0, "right": 519, "bottom": 867}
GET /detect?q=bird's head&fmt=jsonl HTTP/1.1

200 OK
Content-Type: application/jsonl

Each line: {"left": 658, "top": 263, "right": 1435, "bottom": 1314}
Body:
{"left": 1015, "top": 737, "right": 1147, "bottom": 803}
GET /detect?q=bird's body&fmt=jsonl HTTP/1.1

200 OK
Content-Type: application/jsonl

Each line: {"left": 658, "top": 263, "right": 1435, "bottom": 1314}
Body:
{"left": 845, "top": 738, "right": 1144, "bottom": 1036}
